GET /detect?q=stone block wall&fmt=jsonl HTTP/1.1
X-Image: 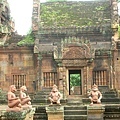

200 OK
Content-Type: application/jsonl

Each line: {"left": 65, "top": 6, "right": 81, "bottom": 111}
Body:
{"left": 0, "top": 46, "right": 37, "bottom": 93}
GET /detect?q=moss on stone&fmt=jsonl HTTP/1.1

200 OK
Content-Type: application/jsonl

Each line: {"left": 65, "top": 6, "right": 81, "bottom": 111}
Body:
{"left": 4, "top": 111, "right": 26, "bottom": 120}
{"left": 17, "top": 32, "right": 34, "bottom": 46}
{"left": 40, "top": 1, "right": 111, "bottom": 28}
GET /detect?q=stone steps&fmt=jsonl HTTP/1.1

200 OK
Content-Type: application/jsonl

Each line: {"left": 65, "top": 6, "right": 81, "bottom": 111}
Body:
{"left": 102, "top": 93, "right": 117, "bottom": 98}
{"left": 32, "top": 88, "right": 51, "bottom": 105}
{"left": 104, "top": 105, "right": 120, "bottom": 120}
{"left": 64, "top": 115, "right": 87, "bottom": 120}
{"left": 64, "top": 106, "right": 87, "bottom": 120}
{"left": 32, "top": 86, "right": 120, "bottom": 120}
{"left": 66, "top": 99, "right": 82, "bottom": 106}
{"left": 32, "top": 88, "right": 67, "bottom": 105}
{"left": 33, "top": 106, "right": 48, "bottom": 120}
{"left": 82, "top": 98, "right": 120, "bottom": 104}
{"left": 101, "top": 98, "right": 120, "bottom": 104}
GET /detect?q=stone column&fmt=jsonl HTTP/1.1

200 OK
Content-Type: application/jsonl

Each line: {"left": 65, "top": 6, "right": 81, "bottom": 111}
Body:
{"left": 46, "top": 106, "right": 64, "bottom": 120}
{"left": 87, "top": 105, "right": 105, "bottom": 120}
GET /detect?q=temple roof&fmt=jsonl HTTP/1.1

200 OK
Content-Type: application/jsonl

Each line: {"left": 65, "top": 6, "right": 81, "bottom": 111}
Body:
{"left": 40, "top": 0, "right": 111, "bottom": 28}
{"left": 34, "top": 0, "right": 114, "bottom": 53}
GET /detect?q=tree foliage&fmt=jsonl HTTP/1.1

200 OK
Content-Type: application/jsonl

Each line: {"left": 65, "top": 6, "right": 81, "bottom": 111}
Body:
{"left": 70, "top": 74, "right": 81, "bottom": 87}
{"left": 17, "top": 30, "right": 34, "bottom": 46}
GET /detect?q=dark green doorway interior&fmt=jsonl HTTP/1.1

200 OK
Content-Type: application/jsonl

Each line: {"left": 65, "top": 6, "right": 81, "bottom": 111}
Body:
{"left": 69, "top": 70, "right": 82, "bottom": 95}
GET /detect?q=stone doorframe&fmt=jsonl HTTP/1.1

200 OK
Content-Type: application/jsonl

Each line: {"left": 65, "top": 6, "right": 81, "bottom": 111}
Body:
{"left": 66, "top": 68, "right": 83, "bottom": 96}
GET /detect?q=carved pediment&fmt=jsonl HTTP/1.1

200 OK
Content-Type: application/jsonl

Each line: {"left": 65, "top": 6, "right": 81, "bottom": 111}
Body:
{"left": 62, "top": 45, "right": 91, "bottom": 59}
{"left": 61, "top": 36, "right": 94, "bottom": 60}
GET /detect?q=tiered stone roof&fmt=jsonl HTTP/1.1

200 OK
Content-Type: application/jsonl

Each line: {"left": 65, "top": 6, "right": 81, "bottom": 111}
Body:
{"left": 6, "top": 34, "right": 25, "bottom": 44}
{"left": 40, "top": 1, "right": 111, "bottom": 28}
{"left": 39, "top": 0, "right": 112, "bottom": 42}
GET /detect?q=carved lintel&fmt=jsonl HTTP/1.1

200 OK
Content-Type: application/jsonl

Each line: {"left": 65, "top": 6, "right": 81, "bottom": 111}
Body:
{"left": 62, "top": 60, "right": 87, "bottom": 67}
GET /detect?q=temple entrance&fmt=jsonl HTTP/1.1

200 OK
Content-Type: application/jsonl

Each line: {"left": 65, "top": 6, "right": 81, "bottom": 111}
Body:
{"left": 69, "top": 70, "right": 82, "bottom": 95}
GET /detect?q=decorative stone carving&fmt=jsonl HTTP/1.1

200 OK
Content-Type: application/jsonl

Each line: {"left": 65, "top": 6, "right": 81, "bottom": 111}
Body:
{"left": 7, "top": 85, "right": 22, "bottom": 112}
{"left": 111, "top": 0, "right": 119, "bottom": 28}
{"left": 20, "top": 86, "right": 32, "bottom": 110}
{"left": 48, "top": 84, "right": 61, "bottom": 105}
{"left": 32, "top": 0, "right": 40, "bottom": 32}
{"left": 62, "top": 59, "right": 87, "bottom": 67}
{"left": 61, "top": 37, "right": 94, "bottom": 66}
{"left": 111, "top": 36, "right": 117, "bottom": 50}
{"left": 88, "top": 84, "right": 102, "bottom": 105}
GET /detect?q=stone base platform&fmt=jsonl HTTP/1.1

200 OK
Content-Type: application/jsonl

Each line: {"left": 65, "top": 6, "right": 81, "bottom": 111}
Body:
{"left": 46, "top": 105, "right": 64, "bottom": 120}
{"left": 0, "top": 105, "right": 35, "bottom": 120}
{"left": 87, "top": 104, "right": 105, "bottom": 120}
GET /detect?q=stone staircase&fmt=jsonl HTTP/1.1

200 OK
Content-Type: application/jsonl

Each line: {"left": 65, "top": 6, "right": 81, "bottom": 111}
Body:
{"left": 32, "top": 88, "right": 67, "bottom": 120}
{"left": 64, "top": 105, "right": 87, "bottom": 120}
{"left": 33, "top": 106, "right": 48, "bottom": 120}
{"left": 32, "top": 88, "right": 51, "bottom": 105}
{"left": 32, "top": 86, "right": 120, "bottom": 120}
{"left": 32, "top": 88, "right": 50, "bottom": 120}
{"left": 101, "top": 91, "right": 120, "bottom": 104}
{"left": 66, "top": 99, "right": 82, "bottom": 106}
{"left": 104, "top": 105, "right": 120, "bottom": 120}
{"left": 99, "top": 86, "right": 120, "bottom": 104}
{"left": 32, "top": 87, "right": 67, "bottom": 105}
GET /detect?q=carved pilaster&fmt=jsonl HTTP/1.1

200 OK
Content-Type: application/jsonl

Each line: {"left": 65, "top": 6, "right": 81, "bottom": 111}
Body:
{"left": 32, "top": 0, "right": 40, "bottom": 32}
{"left": 111, "top": 0, "right": 119, "bottom": 25}
{"left": 111, "top": 0, "right": 119, "bottom": 40}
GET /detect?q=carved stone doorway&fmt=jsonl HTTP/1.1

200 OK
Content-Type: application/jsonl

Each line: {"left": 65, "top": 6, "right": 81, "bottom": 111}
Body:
{"left": 69, "top": 70, "right": 82, "bottom": 95}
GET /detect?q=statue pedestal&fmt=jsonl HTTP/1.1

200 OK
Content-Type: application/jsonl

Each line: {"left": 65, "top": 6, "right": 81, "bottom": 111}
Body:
{"left": 1, "top": 108, "right": 35, "bottom": 120}
{"left": 46, "top": 105, "right": 64, "bottom": 120}
{"left": 87, "top": 105, "right": 105, "bottom": 120}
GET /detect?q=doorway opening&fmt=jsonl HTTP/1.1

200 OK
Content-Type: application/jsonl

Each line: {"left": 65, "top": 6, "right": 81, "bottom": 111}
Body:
{"left": 69, "top": 70, "right": 82, "bottom": 95}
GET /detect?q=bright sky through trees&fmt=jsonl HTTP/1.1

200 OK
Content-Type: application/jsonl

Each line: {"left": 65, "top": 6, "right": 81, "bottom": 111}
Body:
{"left": 7, "top": 0, "right": 120, "bottom": 35}
{"left": 7, "top": 0, "right": 33, "bottom": 35}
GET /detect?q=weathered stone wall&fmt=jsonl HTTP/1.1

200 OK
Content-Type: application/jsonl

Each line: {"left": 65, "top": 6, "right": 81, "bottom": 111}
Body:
{"left": 0, "top": 46, "right": 37, "bottom": 93}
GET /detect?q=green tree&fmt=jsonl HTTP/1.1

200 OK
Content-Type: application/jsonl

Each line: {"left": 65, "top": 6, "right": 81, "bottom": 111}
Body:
{"left": 70, "top": 74, "right": 81, "bottom": 87}
{"left": 17, "top": 30, "right": 34, "bottom": 46}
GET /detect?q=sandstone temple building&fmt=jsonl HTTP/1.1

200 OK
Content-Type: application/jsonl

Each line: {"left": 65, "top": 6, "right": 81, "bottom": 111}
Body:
{"left": 1, "top": 0, "right": 120, "bottom": 119}
{"left": 33, "top": 0, "right": 120, "bottom": 97}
